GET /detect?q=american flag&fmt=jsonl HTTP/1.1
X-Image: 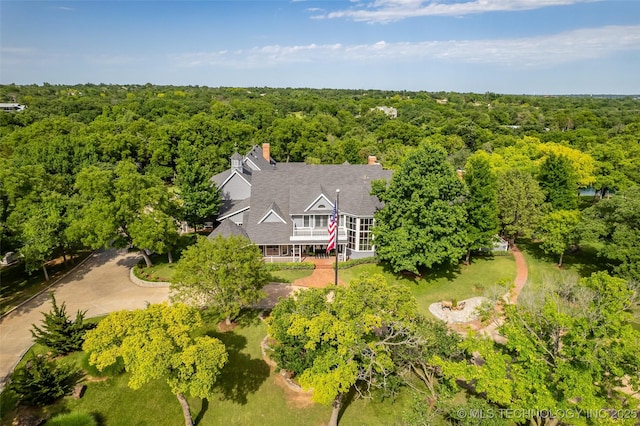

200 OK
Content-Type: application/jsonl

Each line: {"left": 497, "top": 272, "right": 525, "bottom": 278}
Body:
{"left": 327, "top": 203, "right": 337, "bottom": 251}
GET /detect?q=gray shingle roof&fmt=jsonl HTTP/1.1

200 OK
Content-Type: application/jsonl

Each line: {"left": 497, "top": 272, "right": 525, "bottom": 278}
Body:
{"left": 207, "top": 219, "right": 249, "bottom": 240}
{"left": 243, "top": 163, "right": 391, "bottom": 245}
{"left": 244, "top": 145, "right": 274, "bottom": 171}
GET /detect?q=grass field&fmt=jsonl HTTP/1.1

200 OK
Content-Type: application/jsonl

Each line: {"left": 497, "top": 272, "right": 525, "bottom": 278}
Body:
{"left": 339, "top": 254, "right": 516, "bottom": 317}
{"left": 1, "top": 312, "right": 420, "bottom": 426}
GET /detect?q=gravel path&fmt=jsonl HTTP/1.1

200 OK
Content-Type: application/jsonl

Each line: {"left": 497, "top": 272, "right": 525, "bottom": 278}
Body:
{"left": 428, "top": 297, "right": 488, "bottom": 323}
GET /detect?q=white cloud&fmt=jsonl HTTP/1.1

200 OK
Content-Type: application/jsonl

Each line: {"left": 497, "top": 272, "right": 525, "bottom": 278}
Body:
{"left": 172, "top": 25, "right": 640, "bottom": 69}
{"left": 315, "top": 0, "right": 600, "bottom": 23}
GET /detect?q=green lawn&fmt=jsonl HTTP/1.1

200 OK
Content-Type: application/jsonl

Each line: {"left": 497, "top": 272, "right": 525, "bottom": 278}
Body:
{"left": 269, "top": 269, "right": 314, "bottom": 283}
{"left": 338, "top": 254, "right": 516, "bottom": 318}
{"left": 2, "top": 312, "right": 419, "bottom": 426}
{"left": 515, "top": 239, "right": 609, "bottom": 292}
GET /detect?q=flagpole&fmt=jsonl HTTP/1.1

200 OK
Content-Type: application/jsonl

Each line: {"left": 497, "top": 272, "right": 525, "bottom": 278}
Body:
{"left": 334, "top": 189, "right": 340, "bottom": 286}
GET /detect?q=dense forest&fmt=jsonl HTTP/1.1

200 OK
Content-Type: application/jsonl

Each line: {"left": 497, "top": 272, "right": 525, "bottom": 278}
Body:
{"left": 2, "top": 85, "right": 640, "bottom": 426}
{"left": 1, "top": 84, "right": 639, "bottom": 280}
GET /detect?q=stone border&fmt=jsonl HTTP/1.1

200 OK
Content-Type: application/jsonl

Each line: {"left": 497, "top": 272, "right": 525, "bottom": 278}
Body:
{"left": 129, "top": 267, "right": 170, "bottom": 288}
{"left": 261, "top": 335, "right": 309, "bottom": 394}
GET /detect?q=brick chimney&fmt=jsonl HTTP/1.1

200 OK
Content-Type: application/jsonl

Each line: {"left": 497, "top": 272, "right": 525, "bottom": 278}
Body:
{"left": 368, "top": 155, "right": 377, "bottom": 165}
{"left": 262, "top": 143, "right": 270, "bottom": 162}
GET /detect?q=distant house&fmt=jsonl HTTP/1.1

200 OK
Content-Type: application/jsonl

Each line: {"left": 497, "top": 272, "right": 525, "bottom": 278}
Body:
{"left": 0, "top": 103, "right": 26, "bottom": 112}
{"left": 210, "top": 144, "right": 392, "bottom": 262}
{"left": 371, "top": 106, "right": 397, "bottom": 118}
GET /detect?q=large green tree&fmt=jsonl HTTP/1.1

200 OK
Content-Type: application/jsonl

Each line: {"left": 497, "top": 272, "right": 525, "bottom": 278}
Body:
{"left": 67, "top": 160, "right": 178, "bottom": 267}
{"left": 433, "top": 271, "right": 640, "bottom": 426}
{"left": 537, "top": 210, "right": 581, "bottom": 267}
{"left": 83, "top": 303, "right": 228, "bottom": 426}
{"left": 463, "top": 151, "right": 499, "bottom": 263}
{"left": 175, "top": 140, "right": 221, "bottom": 228}
{"left": 581, "top": 186, "right": 640, "bottom": 281}
{"left": 496, "top": 168, "right": 546, "bottom": 246}
{"left": 171, "top": 236, "right": 269, "bottom": 324}
{"left": 373, "top": 144, "right": 468, "bottom": 274}
{"left": 538, "top": 152, "right": 579, "bottom": 211}
{"left": 268, "top": 274, "right": 432, "bottom": 426}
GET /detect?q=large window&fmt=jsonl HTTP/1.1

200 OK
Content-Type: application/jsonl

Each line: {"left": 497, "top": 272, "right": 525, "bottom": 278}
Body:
{"left": 359, "top": 218, "right": 374, "bottom": 251}
{"left": 315, "top": 215, "right": 328, "bottom": 228}
{"left": 346, "top": 215, "right": 357, "bottom": 250}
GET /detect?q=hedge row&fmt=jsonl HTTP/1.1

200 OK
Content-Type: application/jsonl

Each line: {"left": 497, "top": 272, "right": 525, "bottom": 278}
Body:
{"left": 264, "top": 262, "right": 316, "bottom": 271}
{"left": 334, "top": 257, "right": 379, "bottom": 269}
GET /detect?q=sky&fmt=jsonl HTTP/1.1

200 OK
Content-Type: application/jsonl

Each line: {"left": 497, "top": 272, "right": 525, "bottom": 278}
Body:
{"left": 1, "top": 0, "right": 639, "bottom": 94}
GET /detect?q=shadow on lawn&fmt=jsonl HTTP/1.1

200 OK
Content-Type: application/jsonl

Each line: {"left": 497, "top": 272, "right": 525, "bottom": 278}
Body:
{"left": 206, "top": 327, "right": 270, "bottom": 405}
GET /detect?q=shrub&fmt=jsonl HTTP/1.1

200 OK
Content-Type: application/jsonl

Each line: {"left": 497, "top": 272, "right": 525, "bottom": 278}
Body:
{"left": 46, "top": 411, "right": 98, "bottom": 426}
{"left": 31, "top": 293, "right": 93, "bottom": 355}
{"left": 333, "top": 256, "right": 378, "bottom": 269}
{"left": 264, "top": 262, "right": 315, "bottom": 271}
{"left": 9, "top": 354, "right": 79, "bottom": 406}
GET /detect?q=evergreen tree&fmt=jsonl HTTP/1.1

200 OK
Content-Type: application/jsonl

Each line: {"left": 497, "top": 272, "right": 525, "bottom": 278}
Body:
{"left": 463, "top": 151, "right": 499, "bottom": 262}
{"left": 538, "top": 152, "right": 578, "bottom": 210}
{"left": 31, "top": 293, "right": 91, "bottom": 355}
{"left": 10, "top": 354, "right": 78, "bottom": 406}
{"left": 373, "top": 144, "right": 468, "bottom": 274}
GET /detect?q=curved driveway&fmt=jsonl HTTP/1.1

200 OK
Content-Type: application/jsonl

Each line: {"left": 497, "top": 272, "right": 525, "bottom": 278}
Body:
{"left": 0, "top": 249, "right": 170, "bottom": 389}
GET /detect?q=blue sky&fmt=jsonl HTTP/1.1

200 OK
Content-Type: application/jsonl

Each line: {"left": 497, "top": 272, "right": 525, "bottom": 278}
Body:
{"left": 1, "top": 0, "right": 639, "bottom": 94}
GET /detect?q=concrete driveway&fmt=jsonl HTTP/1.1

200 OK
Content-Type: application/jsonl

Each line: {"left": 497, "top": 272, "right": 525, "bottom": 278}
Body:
{"left": 0, "top": 248, "right": 302, "bottom": 390}
{"left": 0, "top": 248, "right": 169, "bottom": 389}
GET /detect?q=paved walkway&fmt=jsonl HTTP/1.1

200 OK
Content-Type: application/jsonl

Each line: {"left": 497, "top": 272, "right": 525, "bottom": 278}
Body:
{"left": 0, "top": 249, "right": 307, "bottom": 390}
{"left": 0, "top": 249, "right": 169, "bottom": 389}
{"left": 292, "top": 258, "right": 345, "bottom": 287}
{"left": 449, "top": 246, "right": 529, "bottom": 342}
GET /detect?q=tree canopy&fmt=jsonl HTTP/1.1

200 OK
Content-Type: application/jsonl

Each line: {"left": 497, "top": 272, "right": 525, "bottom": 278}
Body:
{"left": 373, "top": 144, "right": 468, "bottom": 274}
{"left": 267, "top": 274, "right": 424, "bottom": 426}
{"left": 171, "top": 235, "right": 269, "bottom": 323}
{"left": 83, "top": 303, "right": 228, "bottom": 426}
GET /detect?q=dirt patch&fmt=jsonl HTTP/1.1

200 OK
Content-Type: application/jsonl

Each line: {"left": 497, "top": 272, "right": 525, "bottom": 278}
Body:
{"left": 272, "top": 370, "right": 315, "bottom": 409}
{"left": 217, "top": 321, "right": 239, "bottom": 332}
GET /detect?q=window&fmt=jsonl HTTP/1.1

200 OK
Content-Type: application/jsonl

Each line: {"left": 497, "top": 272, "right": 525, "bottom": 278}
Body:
{"left": 359, "top": 218, "right": 374, "bottom": 251}
{"left": 315, "top": 215, "right": 328, "bottom": 228}
{"left": 346, "top": 215, "right": 357, "bottom": 250}
{"left": 303, "top": 215, "right": 311, "bottom": 228}
{"left": 265, "top": 245, "right": 280, "bottom": 256}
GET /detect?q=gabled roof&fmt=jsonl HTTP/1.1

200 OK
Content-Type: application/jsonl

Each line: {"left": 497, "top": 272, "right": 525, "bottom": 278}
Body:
{"left": 219, "top": 198, "right": 251, "bottom": 220}
{"left": 207, "top": 219, "right": 249, "bottom": 240}
{"left": 243, "top": 163, "right": 392, "bottom": 245}
{"left": 303, "top": 190, "right": 334, "bottom": 213}
{"left": 244, "top": 145, "right": 274, "bottom": 171}
{"left": 258, "top": 201, "right": 287, "bottom": 224}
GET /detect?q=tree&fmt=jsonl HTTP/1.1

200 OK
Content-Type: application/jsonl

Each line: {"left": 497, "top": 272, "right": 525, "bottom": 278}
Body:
{"left": 68, "top": 160, "right": 178, "bottom": 267}
{"left": 175, "top": 140, "right": 221, "bottom": 228}
{"left": 83, "top": 303, "right": 228, "bottom": 426}
{"left": 10, "top": 354, "right": 79, "bottom": 406}
{"left": 171, "top": 236, "right": 269, "bottom": 324}
{"left": 373, "top": 144, "right": 468, "bottom": 274}
{"left": 537, "top": 210, "right": 581, "bottom": 267}
{"left": 432, "top": 271, "right": 640, "bottom": 426}
{"left": 31, "top": 293, "right": 91, "bottom": 355}
{"left": 538, "top": 152, "right": 578, "bottom": 211}
{"left": 496, "top": 168, "right": 546, "bottom": 246}
{"left": 581, "top": 186, "right": 640, "bottom": 281}
{"left": 463, "top": 151, "right": 499, "bottom": 263}
{"left": 267, "top": 274, "right": 425, "bottom": 426}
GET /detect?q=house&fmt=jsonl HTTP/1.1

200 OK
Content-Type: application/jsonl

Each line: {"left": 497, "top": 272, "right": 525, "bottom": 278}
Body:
{"left": 0, "top": 103, "right": 26, "bottom": 112}
{"left": 209, "top": 144, "right": 392, "bottom": 262}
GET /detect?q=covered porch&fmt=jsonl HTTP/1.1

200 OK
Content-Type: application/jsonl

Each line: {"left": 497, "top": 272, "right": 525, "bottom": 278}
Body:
{"left": 260, "top": 243, "right": 346, "bottom": 263}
